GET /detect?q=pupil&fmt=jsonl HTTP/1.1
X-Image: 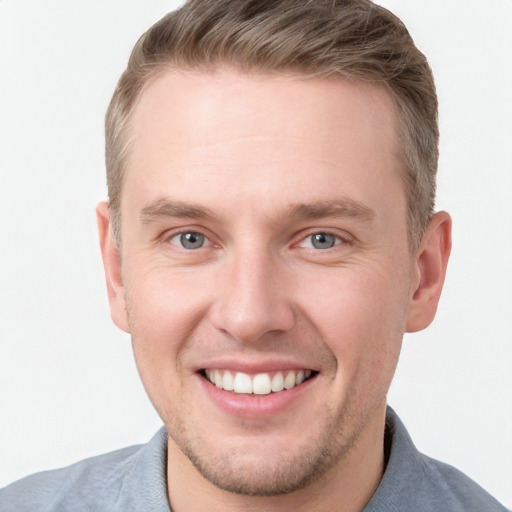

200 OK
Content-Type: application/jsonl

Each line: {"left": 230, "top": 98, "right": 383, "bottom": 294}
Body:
{"left": 181, "top": 232, "right": 203, "bottom": 249}
{"left": 312, "top": 233, "right": 335, "bottom": 249}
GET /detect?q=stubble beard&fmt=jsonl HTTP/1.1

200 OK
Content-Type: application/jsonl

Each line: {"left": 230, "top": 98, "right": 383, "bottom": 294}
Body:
{"left": 125, "top": 304, "right": 362, "bottom": 496}
{"left": 165, "top": 397, "right": 376, "bottom": 497}
{"left": 125, "top": 294, "right": 396, "bottom": 498}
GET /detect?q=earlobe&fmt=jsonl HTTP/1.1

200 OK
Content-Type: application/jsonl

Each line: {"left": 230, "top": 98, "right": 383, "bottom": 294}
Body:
{"left": 406, "top": 211, "right": 452, "bottom": 333}
{"left": 96, "top": 202, "right": 130, "bottom": 333}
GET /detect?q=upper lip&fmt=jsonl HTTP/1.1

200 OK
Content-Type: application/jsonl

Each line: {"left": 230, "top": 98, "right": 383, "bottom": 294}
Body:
{"left": 193, "top": 357, "right": 318, "bottom": 374}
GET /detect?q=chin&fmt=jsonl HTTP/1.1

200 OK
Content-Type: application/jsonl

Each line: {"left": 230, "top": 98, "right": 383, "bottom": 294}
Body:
{"left": 183, "top": 443, "right": 340, "bottom": 496}
{"left": 167, "top": 412, "right": 354, "bottom": 497}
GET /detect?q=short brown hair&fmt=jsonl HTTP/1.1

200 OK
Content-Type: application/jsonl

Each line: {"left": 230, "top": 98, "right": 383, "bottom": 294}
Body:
{"left": 106, "top": 0, "right": 438, "bottom": 250}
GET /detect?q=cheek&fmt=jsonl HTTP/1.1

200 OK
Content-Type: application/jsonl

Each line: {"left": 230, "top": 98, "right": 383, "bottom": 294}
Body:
{"left": 125, "top": 259, "right": 209, "bottom": 333}
{"left": 123, "top": 262, "right": 213, "bottom": 392}
{"left": 296, "top": 264, "right": 409, "bottom": 371}
{"left": 124, "top": 267, "right": 205, "bottom": 421}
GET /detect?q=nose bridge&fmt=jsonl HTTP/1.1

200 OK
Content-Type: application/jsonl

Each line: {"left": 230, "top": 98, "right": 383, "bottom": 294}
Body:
{"left": 211, "top": 242, "right": 295, "bottom": 342}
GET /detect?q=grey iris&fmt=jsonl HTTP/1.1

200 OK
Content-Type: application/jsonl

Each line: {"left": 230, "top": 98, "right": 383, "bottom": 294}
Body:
{"left": 311, "top": 233, "right": 336, "bottom": 249}
{"left": 180, "top": 232, "right": 205, "bottom": 249}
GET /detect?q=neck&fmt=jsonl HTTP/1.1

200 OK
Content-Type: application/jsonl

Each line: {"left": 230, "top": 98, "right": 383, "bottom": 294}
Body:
{"left": 166, "top": 406, "right": 387, "bottom": 512}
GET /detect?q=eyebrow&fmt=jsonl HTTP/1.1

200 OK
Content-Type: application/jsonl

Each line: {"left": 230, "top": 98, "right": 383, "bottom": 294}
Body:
{"left": 285, "top": 199, "right": 376, "bottom": 223}
{"left": 139, "top": 197, "right": 375, "bottom": 224}
{"left": 140, "top": 198, "right": 215, "bottom": 223}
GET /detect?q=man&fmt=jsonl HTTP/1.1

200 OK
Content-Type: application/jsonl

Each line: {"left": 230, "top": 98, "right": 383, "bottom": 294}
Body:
{"left": 0, "top": 0, "right": 507, "bottom": 510}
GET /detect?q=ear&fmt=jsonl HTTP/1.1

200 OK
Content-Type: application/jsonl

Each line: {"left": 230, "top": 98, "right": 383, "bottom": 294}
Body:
{"left": 406, "top": 211, "right": 452, "bottom": 332}
{"left": 96, "top": 202, "right": 130, "bottom": 333}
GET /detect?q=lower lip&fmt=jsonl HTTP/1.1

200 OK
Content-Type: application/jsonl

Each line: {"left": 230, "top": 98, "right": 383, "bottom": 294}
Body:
{"left": 198, "top": 374, "right": 316, "bottom": 419}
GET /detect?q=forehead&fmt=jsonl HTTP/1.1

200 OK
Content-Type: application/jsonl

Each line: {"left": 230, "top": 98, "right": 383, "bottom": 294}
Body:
{"left": 130, "top": 68, "right": 399, "bottom": 154}
{"left": 124, "top": 68, "right": 404, "bottom": 222}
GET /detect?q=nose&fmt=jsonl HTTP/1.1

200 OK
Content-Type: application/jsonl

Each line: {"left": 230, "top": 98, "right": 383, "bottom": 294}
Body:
{"left": 209, "top": 248, "right": 295, "bottom": 343}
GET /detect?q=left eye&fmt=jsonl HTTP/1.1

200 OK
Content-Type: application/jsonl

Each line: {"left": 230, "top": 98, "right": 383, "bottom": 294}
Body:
{"left": 170, "top": 232, "right": 209, "bottom": 250}
{"left": 299, "top": 232, "right": 341, "bottom": 250}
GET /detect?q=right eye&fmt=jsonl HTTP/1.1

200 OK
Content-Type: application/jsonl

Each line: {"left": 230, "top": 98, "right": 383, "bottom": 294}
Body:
{"left": 169, "top": 232, "right": 210, "bottom": 250}
{"left": 296, "top": 231, "right": 344, "bottom": 250}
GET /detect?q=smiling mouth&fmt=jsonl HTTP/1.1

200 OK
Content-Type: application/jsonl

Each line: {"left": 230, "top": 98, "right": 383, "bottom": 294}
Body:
{"left": 201, "top": 369, "right": 317, "bottom": 395}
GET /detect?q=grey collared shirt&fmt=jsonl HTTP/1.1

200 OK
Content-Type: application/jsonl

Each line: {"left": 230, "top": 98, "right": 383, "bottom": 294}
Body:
{"left": 0, "top": 407, "right": 507, "bottom": 511}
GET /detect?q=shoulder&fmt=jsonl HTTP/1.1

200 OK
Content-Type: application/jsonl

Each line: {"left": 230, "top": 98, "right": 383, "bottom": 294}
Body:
{"left": 0, "top": 445, "right": 142, "bottom": 512}
{"left": 364, "top": 407, "right": 508, "bottom": 512}
{"left": 416, "top": 454, "right": 508, "bottom": 512}
{"left": 0, "top": 428, "right": 170, "bottom": 512}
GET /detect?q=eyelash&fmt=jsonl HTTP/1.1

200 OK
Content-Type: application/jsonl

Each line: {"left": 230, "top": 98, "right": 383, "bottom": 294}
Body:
{"left": 166, "top": 230, "right": 213, "bottom": 250}
{"left": 297, "top": 232, "right": 343, "bottom": 250}
{"left": 163, "top": 228, "right": 351, "bottom": 252}
{"left": 295, "top": 229, "right": 353, "bottom": 250}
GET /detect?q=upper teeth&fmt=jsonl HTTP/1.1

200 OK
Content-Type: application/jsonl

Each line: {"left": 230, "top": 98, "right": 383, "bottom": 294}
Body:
{"left": 204, "top": 369, "right": 312, "bottom": 395}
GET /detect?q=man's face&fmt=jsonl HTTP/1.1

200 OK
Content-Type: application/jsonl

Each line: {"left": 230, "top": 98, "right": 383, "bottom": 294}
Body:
{"left": 111, "top": 70, "right": 419, "bottom": 495}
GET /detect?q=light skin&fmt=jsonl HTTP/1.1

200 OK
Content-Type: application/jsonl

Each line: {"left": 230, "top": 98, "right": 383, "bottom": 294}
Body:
{"left": 97, "top": 69, "right": 451, "bottom": 512}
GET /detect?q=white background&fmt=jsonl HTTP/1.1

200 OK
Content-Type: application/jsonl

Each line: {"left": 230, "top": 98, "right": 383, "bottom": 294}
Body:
{"left": 0, "top": 0, "right": 511, "bottom": 507}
